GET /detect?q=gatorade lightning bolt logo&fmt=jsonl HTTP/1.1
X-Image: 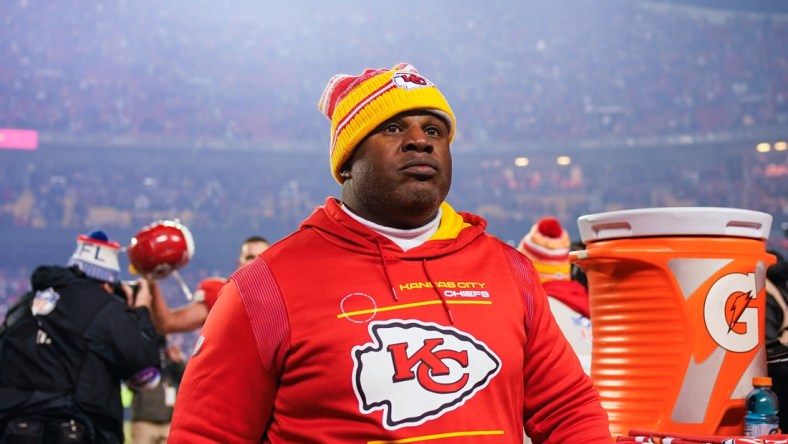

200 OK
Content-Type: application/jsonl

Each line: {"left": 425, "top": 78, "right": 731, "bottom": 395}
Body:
{"left": 727, "top": 290, "right": 755, "bottom": 333}
{"left": 704, "top": 272, "right": 759, "bottom": 353}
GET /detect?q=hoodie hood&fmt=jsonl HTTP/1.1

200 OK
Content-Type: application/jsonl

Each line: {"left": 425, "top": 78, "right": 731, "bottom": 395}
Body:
{"left": 298, "top": 198, "right": 489, "bottom": 324}
{"left": 300, "top": 198, "right": 487, "bottom": 260}
{"left": 31, "top": 265, "right": 94, "bottom": 292}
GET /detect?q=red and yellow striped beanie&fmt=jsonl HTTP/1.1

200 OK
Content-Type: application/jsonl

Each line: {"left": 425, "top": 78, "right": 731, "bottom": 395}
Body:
{"left": 317, "top": 63, "right": 456, "bottom": 184}
{"left": 517, "top": 217, "right": 571, "bottom": 282}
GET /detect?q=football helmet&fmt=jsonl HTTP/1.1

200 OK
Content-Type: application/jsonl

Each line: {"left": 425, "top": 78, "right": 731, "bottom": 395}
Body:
{"left": 127, "top": 219, "right": 195, "bottom": 280}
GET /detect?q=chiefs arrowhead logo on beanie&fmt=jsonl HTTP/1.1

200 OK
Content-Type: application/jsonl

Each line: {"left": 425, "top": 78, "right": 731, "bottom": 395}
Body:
{"left": 67, "top": 229, "right": 122, "bottom": 283}
{"left": 317, "top": 63, "right": 456, "bottom": 184}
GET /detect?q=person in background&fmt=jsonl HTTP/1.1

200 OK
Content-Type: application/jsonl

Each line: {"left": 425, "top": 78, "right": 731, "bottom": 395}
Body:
{"left": 236, "top": 235, "right": 271, "bottom": 268}
{"left": 518, "top": 217, "right": 592, "bottom": 375}
{"left": 146, "top": 235, "right": 270, "bottom": 334}
{"left": 169, "top": 63, "right": 610, "bottom": 443}
{"left": 130, "top": 335, "right": 186, "bottom": 444}
{"left": 0, "top": 230, "right": 161, "bottom": 444}
{"left": 765, "top": 250, "right": 788, "bottom": 433}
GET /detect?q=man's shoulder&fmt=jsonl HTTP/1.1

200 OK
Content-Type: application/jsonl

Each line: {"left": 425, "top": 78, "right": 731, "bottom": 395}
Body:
{"left": 473, "top": 233, "right": 518, "bottom": 254}
{"left": 257, "top": 227, "right": 324, "bottom": 260}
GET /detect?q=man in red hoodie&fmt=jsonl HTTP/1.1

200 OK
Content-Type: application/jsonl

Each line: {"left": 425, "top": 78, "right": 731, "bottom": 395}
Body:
{"left": 169, "top": 63, "right": 612, "bottom": 443}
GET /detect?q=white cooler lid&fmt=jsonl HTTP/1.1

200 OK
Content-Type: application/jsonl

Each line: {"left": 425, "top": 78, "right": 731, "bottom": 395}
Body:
{"left": 577, "top": 207, "right": 773, "bottom": 243}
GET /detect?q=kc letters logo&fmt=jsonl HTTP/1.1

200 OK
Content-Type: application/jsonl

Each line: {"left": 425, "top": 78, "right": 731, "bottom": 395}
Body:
{"left": 351, "top": 320, "right": 501, "bottom": 430}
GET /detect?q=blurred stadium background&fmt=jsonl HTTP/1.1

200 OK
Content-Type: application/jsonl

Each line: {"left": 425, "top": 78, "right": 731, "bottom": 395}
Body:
{"left": 1, "top": 0, "right": 786, "bottom": 326}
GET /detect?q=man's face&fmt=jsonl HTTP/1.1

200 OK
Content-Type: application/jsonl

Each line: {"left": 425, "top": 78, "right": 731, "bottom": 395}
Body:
{"left": 237, "top": 240, "right": 269, "bottom": 268}
{"left": 341, "top": 111, "right": 452, "bottom": 229}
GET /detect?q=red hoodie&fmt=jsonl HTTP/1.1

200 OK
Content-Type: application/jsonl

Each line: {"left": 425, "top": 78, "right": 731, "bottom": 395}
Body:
{"left": 169, "top": 198, "right": 611, "bottom": 443}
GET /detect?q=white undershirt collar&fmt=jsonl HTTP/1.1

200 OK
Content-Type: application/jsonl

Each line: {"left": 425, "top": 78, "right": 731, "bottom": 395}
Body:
{"left": 341, "top": 204, "right": 441, "bottom": 251}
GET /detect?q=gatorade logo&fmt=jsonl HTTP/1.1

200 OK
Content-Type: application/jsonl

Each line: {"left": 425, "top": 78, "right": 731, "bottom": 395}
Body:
{"left": 703, "top": 272, "right": 758, "bottom": 353}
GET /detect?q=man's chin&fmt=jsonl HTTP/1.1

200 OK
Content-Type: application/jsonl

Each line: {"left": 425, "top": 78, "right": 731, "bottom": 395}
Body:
{"left": 401, "top": 186, "right": 444, "bottom": 211}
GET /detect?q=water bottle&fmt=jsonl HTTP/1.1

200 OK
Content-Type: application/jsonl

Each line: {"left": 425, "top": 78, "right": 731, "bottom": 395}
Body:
{"left": 743, "top": 376, "right": 780, "bottom": 436}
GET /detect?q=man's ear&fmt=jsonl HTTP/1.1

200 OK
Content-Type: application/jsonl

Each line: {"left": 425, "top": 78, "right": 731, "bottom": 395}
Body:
{"left": 339, "top": 160, "right": 353, "bottom": 180}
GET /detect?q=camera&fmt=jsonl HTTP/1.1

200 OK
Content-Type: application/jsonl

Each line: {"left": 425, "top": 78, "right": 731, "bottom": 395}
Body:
{"left": 112, "top": 280, "right": 140, "bottom": 304}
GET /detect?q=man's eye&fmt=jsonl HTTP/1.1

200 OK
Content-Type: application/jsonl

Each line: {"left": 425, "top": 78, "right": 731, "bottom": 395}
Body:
{"left": 384, "top": 123, "right": 400, "bottom": 132}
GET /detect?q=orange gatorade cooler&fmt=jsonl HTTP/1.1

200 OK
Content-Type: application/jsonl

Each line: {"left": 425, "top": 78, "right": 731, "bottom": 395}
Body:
{"left": 571, "top": 207, "right": 775, "bottom": 437}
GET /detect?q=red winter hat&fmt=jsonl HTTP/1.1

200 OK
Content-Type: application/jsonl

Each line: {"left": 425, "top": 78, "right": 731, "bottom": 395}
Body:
{"left": 517, "top": 217, "right": 571, "bottom": 282}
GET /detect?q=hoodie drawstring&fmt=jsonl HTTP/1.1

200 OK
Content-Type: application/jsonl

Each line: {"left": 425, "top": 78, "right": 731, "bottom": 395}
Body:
{"left": 421, "top": 259, "right": 455, "bottom": 325}
{"left": 376, "top": 239, "right": 398, "bottom": 301}
{"left": 374, "top": 239, "right": 455, "bottom": 325}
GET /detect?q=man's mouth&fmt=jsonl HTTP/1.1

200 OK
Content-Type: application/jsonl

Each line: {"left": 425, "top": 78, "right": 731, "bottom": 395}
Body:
{"left": 401, "top": 158, "right": 439, "bottom": 177}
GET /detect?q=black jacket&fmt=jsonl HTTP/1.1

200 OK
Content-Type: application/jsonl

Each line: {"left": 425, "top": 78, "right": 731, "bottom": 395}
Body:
{"left": 0, "top": 265, "right": 160, "bottom": 443}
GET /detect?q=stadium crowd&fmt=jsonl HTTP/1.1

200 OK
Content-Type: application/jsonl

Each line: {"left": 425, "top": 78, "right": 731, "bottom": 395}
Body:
{"left": 1, "top": 0, "right": 787, "bottom": 349}
{"left": 1, "top": 0, "right": 786, "bottom": 147}
{"left": 1, "top": 143, "right": 785, "bottom": 322}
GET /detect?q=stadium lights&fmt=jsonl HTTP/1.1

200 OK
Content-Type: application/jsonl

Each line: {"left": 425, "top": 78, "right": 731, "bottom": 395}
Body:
{"left": 556, "top": 155, "right": 572, "bottom": 166}
{"left": 514, "top": 157, "right": 530, "bottom": 167}
{"left": 774, "top": 141, "right": 787, "bottom": 151}
{"left": 756, "top": 142, "right": 771, "bottom": 153}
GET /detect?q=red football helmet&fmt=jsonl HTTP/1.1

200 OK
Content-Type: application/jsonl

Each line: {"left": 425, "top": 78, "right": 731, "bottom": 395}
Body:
{"left": 127, "top": 219, "right": 195, "bottom": 280}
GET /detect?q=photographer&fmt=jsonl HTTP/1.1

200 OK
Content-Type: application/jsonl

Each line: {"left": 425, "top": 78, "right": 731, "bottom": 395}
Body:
{"left": 0, "top": 230, "right": 161, "bottom": 444}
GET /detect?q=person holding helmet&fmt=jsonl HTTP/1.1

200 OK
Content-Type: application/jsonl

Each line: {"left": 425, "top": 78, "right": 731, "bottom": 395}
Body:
{"left": 162, "top": 235, "right": 269, "bottom": 329}
{"left": 127, "top": 220, "right": 269, "bottom": 334}
{"left": 126, "top": 224, "right": 268, "bottom": 443}
{"left": 0, "top": 230, "right": 161, "bottom": 444}
{"left": 169, "top": 63, "right": 610, "bottom": 443}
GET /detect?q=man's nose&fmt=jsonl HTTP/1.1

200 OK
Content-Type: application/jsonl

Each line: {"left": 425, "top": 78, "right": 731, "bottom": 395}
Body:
{"left": 402, "top": 127, "right": 434, "bottom": 153}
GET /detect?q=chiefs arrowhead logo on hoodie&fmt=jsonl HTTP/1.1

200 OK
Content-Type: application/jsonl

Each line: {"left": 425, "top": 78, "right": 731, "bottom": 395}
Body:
{"left": 351, "top": 320, "right": 501, "bottom": 430}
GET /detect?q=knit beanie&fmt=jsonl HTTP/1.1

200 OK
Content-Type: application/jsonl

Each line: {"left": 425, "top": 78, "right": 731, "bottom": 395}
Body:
{"left": 518, "top": 217, "right": 571, "bottom": 283}
{"left": 318, "top": 63, "right": 456, "bottom": 184}
{"left": 67, "top": 229, "right": 122, "bottom": 283}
